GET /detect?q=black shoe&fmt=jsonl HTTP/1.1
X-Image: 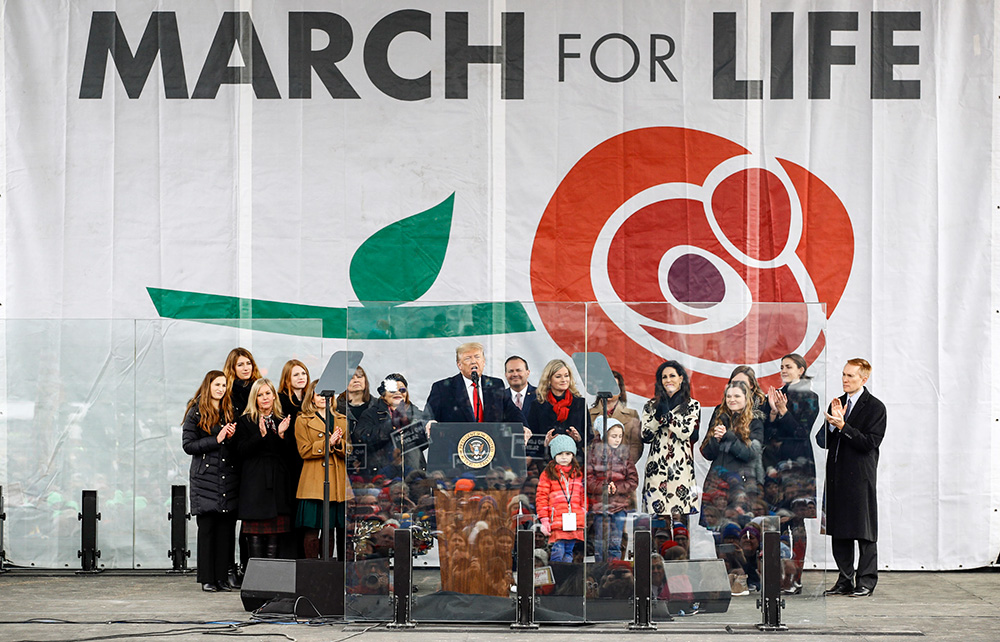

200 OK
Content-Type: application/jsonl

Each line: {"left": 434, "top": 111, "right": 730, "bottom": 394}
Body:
{"left": 228, "top": 569, "right": 243, "bottom": 589}
{"left": 823, "top": 584, "right": 854, "bottom": 596}
{"left": 215, "top": 581, "right": 234, "bottom": 592}
{"left": 850, "top": 586, "right": 873, "bottom": 597}
{"left": 202, "top": 583, "right": 219, "bottom": 592}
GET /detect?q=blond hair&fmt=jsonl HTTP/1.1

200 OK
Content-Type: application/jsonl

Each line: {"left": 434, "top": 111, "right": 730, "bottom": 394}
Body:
{"left": 534, "top": 359, "right": 581, "bottom": 401}
{"left": 455, "top": 342, "right": 485, "bottom": 361}
{"left": 243, "top": 378, "right": 284, "bottom": 421}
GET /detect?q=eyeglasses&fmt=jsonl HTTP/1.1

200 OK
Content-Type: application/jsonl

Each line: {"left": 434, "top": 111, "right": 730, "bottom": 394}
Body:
{"left": 389, "top": 387, "right": 407, "bottom": 394}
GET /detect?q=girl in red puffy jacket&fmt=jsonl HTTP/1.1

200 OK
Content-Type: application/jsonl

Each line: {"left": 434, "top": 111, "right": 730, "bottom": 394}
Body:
{"left": 536, "top": 434, "right": 586, "bottom": 562}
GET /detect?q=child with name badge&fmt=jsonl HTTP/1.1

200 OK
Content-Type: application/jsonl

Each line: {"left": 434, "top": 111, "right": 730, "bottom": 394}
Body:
{"left": 536, "top": 435, "right": 587, "bottom": 562}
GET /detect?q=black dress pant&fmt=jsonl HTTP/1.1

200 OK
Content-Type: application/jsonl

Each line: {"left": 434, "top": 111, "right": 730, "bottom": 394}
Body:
{"left": 197, "top": 512, "right": 237, "bottom": 584}
{"left": 831, "top": 537, "right": 878, "bottom": 590}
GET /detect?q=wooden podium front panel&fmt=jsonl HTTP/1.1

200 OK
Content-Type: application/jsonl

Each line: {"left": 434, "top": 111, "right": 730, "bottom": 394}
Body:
{"left": 434, "top": 489, "right": 520, "bottom": 597}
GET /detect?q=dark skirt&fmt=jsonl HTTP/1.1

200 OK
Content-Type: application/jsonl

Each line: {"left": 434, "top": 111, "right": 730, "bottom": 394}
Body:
{"left": 242, "top": 515, "right": 291, "bottom": 534}
{"left": 295, "top": 499, "right": 346, "bottom": 529}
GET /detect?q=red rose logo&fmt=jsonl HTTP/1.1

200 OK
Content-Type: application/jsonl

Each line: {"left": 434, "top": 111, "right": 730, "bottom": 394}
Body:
{"left": 530, "top": 127, "right": 853, "bottom": 400}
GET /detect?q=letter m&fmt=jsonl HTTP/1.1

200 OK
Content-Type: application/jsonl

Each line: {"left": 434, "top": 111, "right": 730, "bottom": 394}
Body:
{"left": 80, "top": 12, "right": 188, "bottom": 99}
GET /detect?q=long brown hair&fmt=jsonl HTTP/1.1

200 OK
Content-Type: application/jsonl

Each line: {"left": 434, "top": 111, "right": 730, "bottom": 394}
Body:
{"left": 336, "top": 366, "right": 372, "bottom": 407}
{"left": 183, "top": 370, "right": 233, "bottom": 433}
{"left": 224, "top": 347, "right": 261, "bottom": 391}
{"left": 543, "top": 453, "right": 582, "bottom": 480}
{"left": 727, "top": 365, "right": 765, "bottom": 409}
{"left": 277, "top": 359, "right": 309, "bottom": 397}
{"left": 704, "top": 381, "right": 753, "bottom": 446}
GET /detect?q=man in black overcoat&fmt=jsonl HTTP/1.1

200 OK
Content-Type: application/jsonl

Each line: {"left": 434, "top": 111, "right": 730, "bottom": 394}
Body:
{"left": 816, "top": 358, "right": 887, "bottom": 597}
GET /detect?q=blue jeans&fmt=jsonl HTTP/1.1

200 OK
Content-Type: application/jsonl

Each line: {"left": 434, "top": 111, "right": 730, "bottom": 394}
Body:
{"left": 550, "top": 539, "right": 582, "bottom": 563}
{"left": 592, "top": 512, "right": 627, "bottom": 561}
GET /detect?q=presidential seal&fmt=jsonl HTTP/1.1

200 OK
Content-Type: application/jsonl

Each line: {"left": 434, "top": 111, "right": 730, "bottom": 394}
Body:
{"left": 457, "top": 430, "right": 495, "bottom": 469}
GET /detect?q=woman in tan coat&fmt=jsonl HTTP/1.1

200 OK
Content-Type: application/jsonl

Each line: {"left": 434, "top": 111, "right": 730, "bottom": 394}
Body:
{"left": 588, "top": 370, "right": 643, "bottom": 463}
{"left": 295, "top": 379, "right": 350, "bottom": 560}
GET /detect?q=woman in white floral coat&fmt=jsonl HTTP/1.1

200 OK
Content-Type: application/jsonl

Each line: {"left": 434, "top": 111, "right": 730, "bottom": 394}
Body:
{"left": 641, "top": 360, "right": 701, "bottom": 519}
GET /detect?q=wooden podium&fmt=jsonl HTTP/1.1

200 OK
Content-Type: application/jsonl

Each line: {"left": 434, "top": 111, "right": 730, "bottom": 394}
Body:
{"left": 425, "top": 422, "right": 527, "bottom": 597}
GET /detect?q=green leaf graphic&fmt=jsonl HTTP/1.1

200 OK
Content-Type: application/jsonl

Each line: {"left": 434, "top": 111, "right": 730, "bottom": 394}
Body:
{"left": 350, "top": 193, "right": 454, "bottom": 306}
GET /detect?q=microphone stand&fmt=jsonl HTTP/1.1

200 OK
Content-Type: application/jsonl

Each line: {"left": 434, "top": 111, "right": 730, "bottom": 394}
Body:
{"left": 320, "top": 390, "right": 335, "bottom": 561}
{"left": 597, "top": 391, "right": 612, "bottom": 563}
{"left": 470, "top": 370, "right": 481, "bottom": 421}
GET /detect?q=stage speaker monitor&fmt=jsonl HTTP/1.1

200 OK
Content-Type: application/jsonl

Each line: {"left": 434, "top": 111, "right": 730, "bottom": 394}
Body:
{"left": 240, "top": 558, "right": 345, "bottom": 617}
{"left": 662, "top": 558, "right": 732, "bottom": 615}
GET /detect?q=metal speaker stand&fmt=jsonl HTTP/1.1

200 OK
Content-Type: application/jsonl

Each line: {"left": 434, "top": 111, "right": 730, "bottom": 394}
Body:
{"left": 755, "top": 530, "right": 787, "bottom": 631}
{"left": 511, "top": 528, "right": 538, "bottom": 629}
{"left": 77, "top": 490, "right": 102, "bottom": 573}
{"left": 0, "top": 485, "right": 8, "bottom": 573}
{"left": 387, "top": 528, "right": 415, "bottom": 629}
{"left": 629, "top": 528, "right": 657, "bottom": 630}
{"left": 167, "top": 485, "right": 192, "bottom": 573}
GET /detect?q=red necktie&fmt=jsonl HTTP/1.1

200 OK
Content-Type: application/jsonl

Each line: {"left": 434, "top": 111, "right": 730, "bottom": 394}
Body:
{"left": 472, "top": 382, "right": 483, "bottom": 422}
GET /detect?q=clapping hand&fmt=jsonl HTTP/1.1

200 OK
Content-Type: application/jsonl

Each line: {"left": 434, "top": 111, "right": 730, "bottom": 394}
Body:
{"left": 824, "top": 398, "right": 846, "bottom": 430}
{"left": 277, "top": 416, "right": 291, "bottom": 437}
{"left": 217, "top": 422, "right": 236, "bottom": 444}
{"left": 332, "top": 426, "right": 343, "bottom": 445}
{"left": 767, "top": 387, "right": 788, "bottom": 417}
{"left": 712, "top": 424, "right": 726, "bottom": 440}
{"left": 608, "top": 481, "right": 617, "bottom": 495}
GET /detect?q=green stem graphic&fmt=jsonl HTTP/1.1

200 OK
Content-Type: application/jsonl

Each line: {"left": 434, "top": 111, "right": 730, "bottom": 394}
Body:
{"left": 147, "top": 287, "right": 535, "bottom": 339}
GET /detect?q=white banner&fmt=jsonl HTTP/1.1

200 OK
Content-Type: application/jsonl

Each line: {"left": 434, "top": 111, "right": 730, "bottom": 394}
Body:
{"left": 0, "top": 1, "right": 995, "bottom": 570}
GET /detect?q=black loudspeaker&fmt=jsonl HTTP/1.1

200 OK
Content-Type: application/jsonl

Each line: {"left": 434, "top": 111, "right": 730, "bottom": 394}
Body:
{"left": 662, "top": 558, "right": 732, "bottom": 614}
{"left": 240, "top": 558, "right": 345, "bottom": 617}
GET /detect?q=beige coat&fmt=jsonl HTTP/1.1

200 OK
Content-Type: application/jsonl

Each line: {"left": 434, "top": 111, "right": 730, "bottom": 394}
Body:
{"left": 295, "top": 410, "right": 350, "bottom": 502}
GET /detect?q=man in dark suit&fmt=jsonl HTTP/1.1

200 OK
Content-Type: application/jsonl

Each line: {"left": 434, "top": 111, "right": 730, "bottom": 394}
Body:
{"left": 816, "top": 358, "right": 887, "bottom": 598}
{"left": 504, "top": 355, "right": 536, "bottom": 422}
{"left": 425, "top": 342, "right": 528, "bottom": 432}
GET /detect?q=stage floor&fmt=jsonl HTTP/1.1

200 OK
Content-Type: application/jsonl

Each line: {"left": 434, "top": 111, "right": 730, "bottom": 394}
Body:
{"left": 0, "top": 569, "right": 996, "bottom": 641}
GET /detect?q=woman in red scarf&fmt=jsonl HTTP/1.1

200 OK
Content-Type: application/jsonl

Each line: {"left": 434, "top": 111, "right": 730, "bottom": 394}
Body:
{"left": 525, "top": 359, "right": 592, "bottom": 459}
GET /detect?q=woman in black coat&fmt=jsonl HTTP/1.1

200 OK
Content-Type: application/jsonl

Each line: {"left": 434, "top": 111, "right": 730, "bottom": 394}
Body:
{"left": 354, "top": 373, "right": 428, "bottom": 482}
{"left": 764, "top": 353, "right": 820, "bottom": 593}
{"left": 699, "top": 381, "right": 764, "bottom": 533}
{"left": 337, "top": 366, "right": 373, "bottom": 477}
{"left": 181, "top": 370, "right": 239, "bottom": 592}
{"left": 224, "top": 347, "right": 261, "bottom": 417}
{"left": 526, "top": 359, "right": 591, "bottom": 457}
{"left": 233, "top": 378, "right": 295, "bottom": 558}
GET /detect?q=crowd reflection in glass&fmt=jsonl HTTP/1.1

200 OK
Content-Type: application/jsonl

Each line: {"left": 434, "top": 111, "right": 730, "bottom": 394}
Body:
{"left": 182, "top": 344, "right": 823, "bottom": 602}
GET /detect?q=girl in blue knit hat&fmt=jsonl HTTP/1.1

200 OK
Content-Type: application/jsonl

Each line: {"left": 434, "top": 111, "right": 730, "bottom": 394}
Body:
{"left": 536, "top": 434, "right": 586, "bottom": 562}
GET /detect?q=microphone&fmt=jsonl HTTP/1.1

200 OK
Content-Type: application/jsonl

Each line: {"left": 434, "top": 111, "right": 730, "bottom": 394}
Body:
{"left": 470, "top": 370, "right": 480, "bottom": 385}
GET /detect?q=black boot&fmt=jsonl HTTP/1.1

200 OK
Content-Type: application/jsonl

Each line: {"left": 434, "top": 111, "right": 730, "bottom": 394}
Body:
{"left": 265, "top": 535, "right": 279, "bottom": 559}
{"left": 248, "top": 535, "right": 266, "bottom": 560}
